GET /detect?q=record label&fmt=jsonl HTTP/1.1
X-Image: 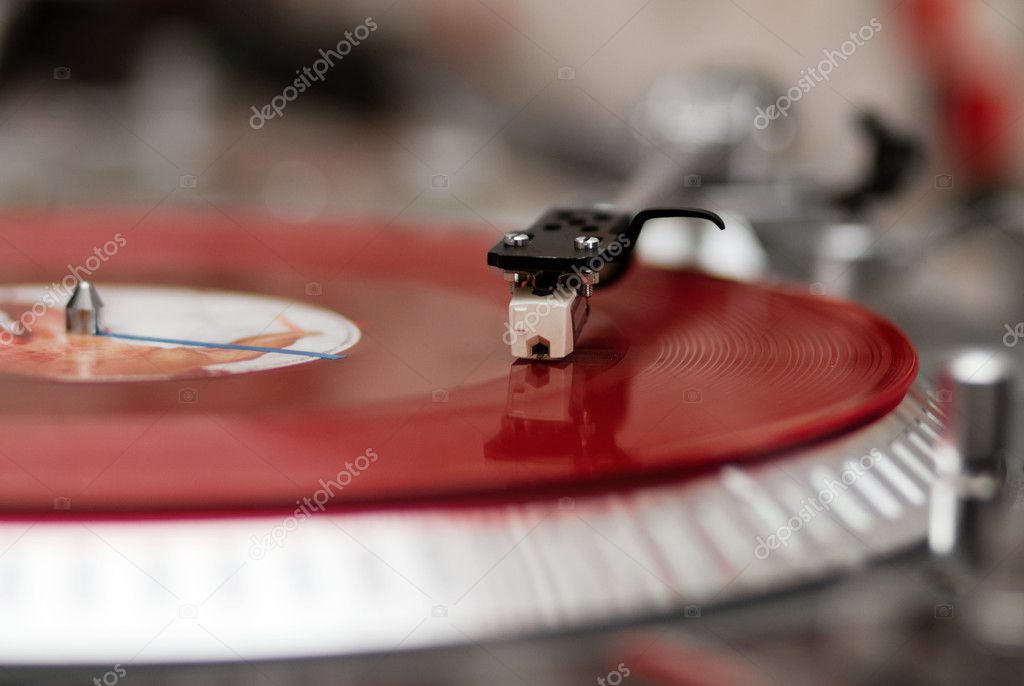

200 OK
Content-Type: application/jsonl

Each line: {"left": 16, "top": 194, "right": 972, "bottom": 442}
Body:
{"left": 0, "top": 285, "right": 361, "bottom": 381}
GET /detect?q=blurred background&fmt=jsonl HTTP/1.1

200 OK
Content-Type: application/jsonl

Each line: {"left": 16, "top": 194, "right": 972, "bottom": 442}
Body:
{"left": 0, "top": 0, "right": 1023, "bottom": 362}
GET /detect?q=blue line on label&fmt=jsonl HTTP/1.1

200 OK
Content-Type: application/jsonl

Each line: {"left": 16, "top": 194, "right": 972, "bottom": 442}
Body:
{"left": 99, "top": 332, "right": 344, "bottom": 360}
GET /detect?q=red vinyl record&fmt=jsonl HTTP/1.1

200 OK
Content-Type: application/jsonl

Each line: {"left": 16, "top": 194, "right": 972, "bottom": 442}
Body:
{"left": 0, "top": 209, "right": 917, "bottom": 514}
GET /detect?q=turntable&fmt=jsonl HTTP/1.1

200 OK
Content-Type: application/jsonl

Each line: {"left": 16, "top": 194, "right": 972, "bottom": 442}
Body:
{"left": 1, "top": 201, "right": 998, "bottom": 681}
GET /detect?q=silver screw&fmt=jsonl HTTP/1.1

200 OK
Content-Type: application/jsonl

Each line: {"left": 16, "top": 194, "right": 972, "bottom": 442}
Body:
{"left": 503, "top": 232, "right": 531, "bottom": 247}
{"left": 503, "top": 271, "right": 532, "bottom": 292}
{"left": 575, "top": 235, "right": 601, "bottom": 251}
{"left": 577, "top": 270, "right": 599, "bottom": 297}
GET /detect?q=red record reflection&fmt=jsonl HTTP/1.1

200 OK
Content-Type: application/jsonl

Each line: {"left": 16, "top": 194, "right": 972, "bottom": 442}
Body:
{"left": 0, "top": 209, "right": 917, "bottom": 514}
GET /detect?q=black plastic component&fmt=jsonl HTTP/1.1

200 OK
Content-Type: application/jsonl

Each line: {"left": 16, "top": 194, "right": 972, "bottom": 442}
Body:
{"left": 486, "top": 206, "right": 725, "bottom": 282}
{"left": 486, "top": 208, "right": 632, "bottom": 273}
{"left": 835, "top": 112, "right": 922, "bottom": 213}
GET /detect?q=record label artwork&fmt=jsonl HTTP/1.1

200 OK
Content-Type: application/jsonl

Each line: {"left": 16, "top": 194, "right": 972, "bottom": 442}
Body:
{"left": 0, "top": 285, "right": 361, "bottom": 381}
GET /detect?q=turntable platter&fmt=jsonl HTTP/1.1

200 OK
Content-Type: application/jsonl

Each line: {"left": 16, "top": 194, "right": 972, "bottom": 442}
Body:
{"left": 0, "top": 210, "right": 916, "bottom": 513}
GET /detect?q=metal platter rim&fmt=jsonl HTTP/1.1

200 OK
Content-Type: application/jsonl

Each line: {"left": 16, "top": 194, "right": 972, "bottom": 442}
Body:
{"left": 0, "top": 384, "right": 944, "bottom": 665}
